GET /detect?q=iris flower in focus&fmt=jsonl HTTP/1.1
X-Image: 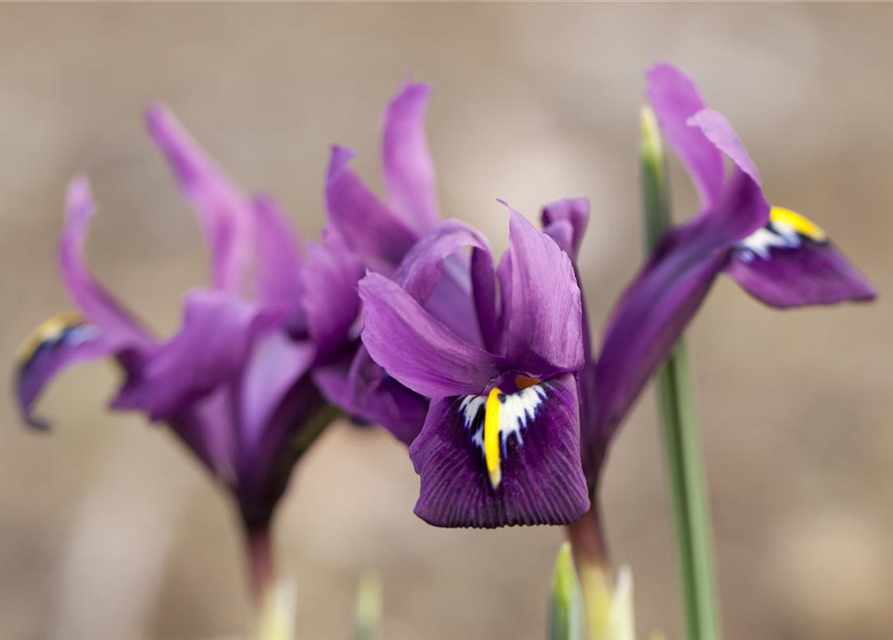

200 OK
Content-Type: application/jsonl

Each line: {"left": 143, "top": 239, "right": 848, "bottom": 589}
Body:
{"left": 14, "top": 105, "right": 354, "bottom": 600}
{"left": 359, "top": 207, "right": 590, "bottom": 528}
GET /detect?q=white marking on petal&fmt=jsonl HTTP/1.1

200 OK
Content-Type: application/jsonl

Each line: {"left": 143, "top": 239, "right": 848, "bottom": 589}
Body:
{"left": 737, "top": 220, "right": 802, "bottom": 261}
{"left": 455, "top": 383, "right": 550, "bottom": 461}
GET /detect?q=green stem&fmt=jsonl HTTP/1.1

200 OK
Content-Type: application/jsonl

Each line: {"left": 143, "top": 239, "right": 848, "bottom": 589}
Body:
{"left": 639, "top": 106, "right": 721, "bottom": 640}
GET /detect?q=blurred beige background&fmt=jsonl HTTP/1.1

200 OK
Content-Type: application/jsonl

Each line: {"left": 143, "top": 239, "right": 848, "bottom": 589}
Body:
{"left": 1, "top": 4, "right": 891, "bottom": 639}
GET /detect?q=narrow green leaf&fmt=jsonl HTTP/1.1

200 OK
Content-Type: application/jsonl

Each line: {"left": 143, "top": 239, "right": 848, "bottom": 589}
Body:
{"left": 548, "top": 543, "right": 584, "bottom": 640}
{"left": 639, "top": 105, "right": 721, "bottom": 640}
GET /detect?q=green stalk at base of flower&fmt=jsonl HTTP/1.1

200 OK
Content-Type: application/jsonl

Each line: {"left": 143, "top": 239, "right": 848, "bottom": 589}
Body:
{"left": 639, "top": 105, "right": 721, "bottom": 640}
{"left": 354, "top": 573, "right": 383, "bottom": 640}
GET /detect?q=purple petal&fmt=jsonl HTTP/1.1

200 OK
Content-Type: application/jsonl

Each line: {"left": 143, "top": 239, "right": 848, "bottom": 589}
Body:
{"left": 472, "top": 246, "right": 500, "bottom": 354}
{"left": 646, "top": 63, "right": 725, "bottom": 207}
{"left": 114, "top": 289, "right": 266, "bottom": 420}
{"left": 145, "top": 104, "right": 254, "bottom": 292}
{"left": 58, "top": 177, "right": 154, "bottom": 353}
{"left": 325, "top": 145, "right": 418, "bottom": 274}
{"left": 239, "top": 332, "right": 316, "bottom": 459}
{"left": 15, "top": 314, "right": 112, "bottom": 430}
{"left": 727, "top": 216, "right": 876, "bottom": 308}
{"left": 300, "top": 233, "right": 363, "bottom": 360}
{"left": 409, "top": 373, "right": 590, "bottom": 528}
{"left": 314, "top": 349, "right": 429, "bottom": 446}
{"left": 593, "top": 169, "right": 768, "bottom": 448}
{"left": 359, "top": 273, "right": 504, "bottom": 398}
{"left": 541, "top": 197, "right": 590, "bottom": 259}
{"left": 688, "top": 108, "right": 760, "bottom": 187}
{"left": 252, "top": 195, "right": 304, "bottom": 315}
{"left": 383, "top": 82, "right": 440, "bottom": 233}
{"left": 392, "top": 220, "right": 491, "bottom": 347}
{"left": 501, "top": 205, "right": 584, "bottom": 377}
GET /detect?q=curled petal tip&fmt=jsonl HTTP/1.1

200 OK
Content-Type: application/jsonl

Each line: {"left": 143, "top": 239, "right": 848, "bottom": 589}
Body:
{"left": 64, "top": 176, "right": 95, "bottom": 221}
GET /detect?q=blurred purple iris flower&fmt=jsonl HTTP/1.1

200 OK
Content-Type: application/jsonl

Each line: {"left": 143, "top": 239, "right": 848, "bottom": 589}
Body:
{"left": 14, "top": 106, "right": 354, "bottom": 591}
{"left": 582, "top": 63, "right": 876, "bottom": 489}
{"left": 359, "top": 206, "right": 590, "bottom": 528}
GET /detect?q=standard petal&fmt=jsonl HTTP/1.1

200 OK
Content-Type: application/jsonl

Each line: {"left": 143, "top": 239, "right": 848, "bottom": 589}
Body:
{"left": 382, "top": 82, "right": 440, "bottom": 233}
{"left": 392, "top": 219, "right": 491, "bottom": 347}
{"left": 409, "top": 373, "right": 590, "bottom": 528}
{"left": 688, "top": 108, "right": 760, "bottom": 187}
{"left": 727, "top": 208, "right": 876, "bottom": 307}
{"left": 145, "top": 104, "right": 254, "bottom": 291}
{"left": 325, "top": 145, "right": 418, "bottom": 274}
{"left": 359, "top": 273, "right": 504, "bottom": 398}
{"left": 501, "top": 205, "right": 584, "bottom": 377}
{"left": 541, "top": 197, "right": 590, "bottom": 259}
{"left": 15, "top": 314, "right": 112, "bottom": 430}
{"left": 58, "top": 177, "right": 154, "bottom": 353}
{"left": 114, "top": 289, "right": 266, "bottom": 420}
{"left": 252, "top": 195, "right": 304, "bottom": 315}
{"left": 646, "top": 63, "right": 725, "bottom": 207}
{"left": 300, "top": 233, "right": 363, "bottom": 361}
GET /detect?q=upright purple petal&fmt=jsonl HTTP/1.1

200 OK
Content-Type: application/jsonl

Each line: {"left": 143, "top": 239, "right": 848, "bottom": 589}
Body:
{"left": 114, "top": 289, "right": 266, "bottom": 421}
{"left": 382, "top": 82, "right": 440, "bottom": 233}
{"left": 252, "top": 195, "right": 304, "bottom": 315}
{"left": 359, "top": 273, "right": 504, "bottom": 398}
{"left": 145, "top": 104, "right": 254, "bottom": 292}
{"left": 593, "top": 169, "right": 768, "bottom": 447}
{"left": 472, "top": 246, "right": 500, "bottom": 354}
{"left": 688, "top": 108, "right": 760, "bottom": 187}
{"left": 15, "top": 314, "right": 113, "bottom": 430}
{"left": 541, "top": 197, "right": 590, "bottom": 259}
{"left": 409, "top": 373, "right": 590, "bottom": 528}
{"left": 392, "top": 220, "right": 491, "bottom": 347}
{"left": 58, "top": 177, "right": 154, "bottom": 353}
{"left": 325, "top": 145, "right": 418, "bottom": 274}
{"left": 727, "top": 210, "right": 876, "bottom": 307}
{"left": 300, "top": 233, "right": 363, "bottom": 361}
{"left": 501, "top": 205, "right": 584, "bottom": 377}
{"left": 646, "top": 63, "right": 725, "bottom": 207}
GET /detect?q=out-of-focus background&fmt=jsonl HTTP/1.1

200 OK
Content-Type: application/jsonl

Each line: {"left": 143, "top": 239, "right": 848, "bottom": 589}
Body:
{"left": 1, "top": 4, "right": 891, "bottom": 639}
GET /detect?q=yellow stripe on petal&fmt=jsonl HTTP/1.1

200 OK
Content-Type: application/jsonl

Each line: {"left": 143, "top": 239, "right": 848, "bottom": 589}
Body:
{"left": 484, "top": 387, "right": 504, "bottom": 489}
{"left": 770, "top": 207, "right": 827, "bottom": 242}
{"left": 16, "top": 312, "right": 86, "bottom": 366}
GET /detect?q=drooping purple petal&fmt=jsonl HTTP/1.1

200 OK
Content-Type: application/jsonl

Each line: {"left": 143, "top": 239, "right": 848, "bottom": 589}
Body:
{"left": 359, "top": 273, "right": 504, "bottom": 398}
{"left": 300, "top": 233, "right": 363, "bottom": 361}
{"left": 727, "top": 233, "right": 876, "bottom": 308}
{"left": 593, "top": 168, "right": 768, "bottom": 447}
{"left": 252, "top": 195, "right": 304, "bottom": 316}
{"left": 541, "top": 197, "right": 590, "bottom": 259}
{"left": 58, "top": 177, "right": 154, "bottom": 354}
{"left": 114, "top": 289, "right": 266, "bottom": 421}
{"left": 145, "top": 104, "right": 254, "bottom": 292}
{"left": 313, "top": 350, "right": 429, "bottom": 446}
{"left": 324, "top": 145, "right": 418, "bottom": 274}
{"left": 409, "top": 373, "right": 590, "bottom": 528}
{"left": 382, "top": 82, "right": 440, "bottom": 233}
{"left": 15, "top": 315, "right": 113, "bottom": 430}
{"left": 500, "top": 205, "right": 584, "bottom": 377}
{"left": 646, "top": 63, "right": 725, "bottom": 207}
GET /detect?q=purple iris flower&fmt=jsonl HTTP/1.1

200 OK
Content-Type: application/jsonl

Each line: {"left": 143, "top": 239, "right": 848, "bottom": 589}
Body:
{"left": 313, "top": 81, "right": 481, "bottom": 446}
{"left": 583, "top": 63, "right": 876, "bottom": 488}
{"left": 358, "top": 205, "right": 591, "bottom": 528}
{"left": 14, "top": 105, "right": 354, "bottom": 595}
